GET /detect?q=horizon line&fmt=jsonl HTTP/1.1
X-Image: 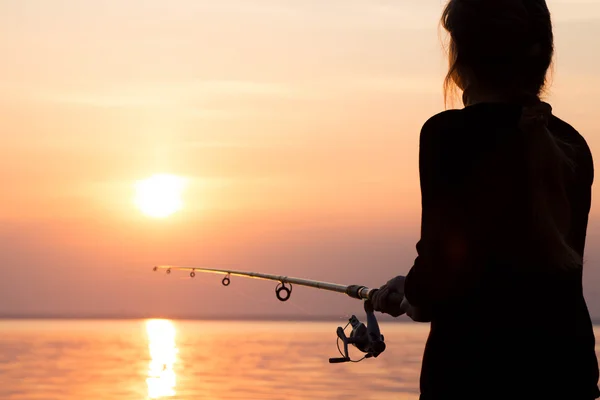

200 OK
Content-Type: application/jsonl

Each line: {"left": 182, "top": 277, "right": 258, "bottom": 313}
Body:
{"left": 2, "top": 314, "right": 600, "bottom": 325}
{"left": 0, "top": 313, "right": 408, "bottom": 322}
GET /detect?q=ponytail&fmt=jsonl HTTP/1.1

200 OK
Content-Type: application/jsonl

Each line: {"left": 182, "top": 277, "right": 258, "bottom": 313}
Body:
{"left": 520, "top": 101, "right": 581, "bottom": 269}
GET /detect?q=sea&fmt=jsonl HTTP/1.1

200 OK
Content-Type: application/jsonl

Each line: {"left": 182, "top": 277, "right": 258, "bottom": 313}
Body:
{"left": 1, "top": 320, "right": 600, "bottom": 400}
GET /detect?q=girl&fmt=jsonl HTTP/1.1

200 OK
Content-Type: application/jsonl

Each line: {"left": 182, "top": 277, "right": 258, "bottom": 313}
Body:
{"left": 372, "top": 1, "right": 600, "bottom": 399}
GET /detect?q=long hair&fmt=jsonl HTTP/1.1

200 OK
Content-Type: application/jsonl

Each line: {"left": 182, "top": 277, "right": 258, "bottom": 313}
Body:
{"left": 440, "top": 0, "right": 581, "bottom": 269}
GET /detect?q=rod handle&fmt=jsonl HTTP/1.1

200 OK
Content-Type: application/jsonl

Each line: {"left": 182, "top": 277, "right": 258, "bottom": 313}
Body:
{"left": 345, "top": 285, "right": 369, "bottom": 299}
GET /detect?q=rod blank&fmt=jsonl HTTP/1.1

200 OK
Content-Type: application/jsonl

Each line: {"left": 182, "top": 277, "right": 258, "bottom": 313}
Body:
{"left": 153, "top": 265, "right": 375, "bottom": 300}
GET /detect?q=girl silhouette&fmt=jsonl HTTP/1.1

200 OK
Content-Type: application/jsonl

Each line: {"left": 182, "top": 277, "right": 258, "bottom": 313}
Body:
{"left": 372, "top": 1, "right": 600, "bottom": 399}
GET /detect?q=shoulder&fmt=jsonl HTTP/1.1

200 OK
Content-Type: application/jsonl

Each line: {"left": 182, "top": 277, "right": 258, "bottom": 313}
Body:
{"left": 420, "top": 109, "right": 463, "bottom": 137}
{"left": 550, "top": 114, "right": 585, "bottom": 139}
{"left": 418, "top": 110, "right": 467, "bottom": 182}
{"left": 419, "top": 109, "right": 466, "bottom": 155}
{"left": 549, "top": 114, "right": 591, "bottom": 150}
{"left": 549, "top": 114, "right": 594, "bottom": 183}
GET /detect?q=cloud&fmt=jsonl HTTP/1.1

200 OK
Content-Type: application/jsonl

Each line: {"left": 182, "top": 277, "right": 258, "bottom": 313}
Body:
{"left": 23, "top": 79, "right": 303, "bottom": 109}
{"left": 13, "top": 73, "right": 448, "bottom": 113}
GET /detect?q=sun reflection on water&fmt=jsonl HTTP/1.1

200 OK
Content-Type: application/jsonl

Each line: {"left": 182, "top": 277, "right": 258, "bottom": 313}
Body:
{"left": 146, "top": 319, "right": 178, "bottom": 398}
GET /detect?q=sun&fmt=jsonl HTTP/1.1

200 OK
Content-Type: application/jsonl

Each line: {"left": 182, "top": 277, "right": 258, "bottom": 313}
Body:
{"left": 134, "top": 174, "right": 186, "bottom": 218}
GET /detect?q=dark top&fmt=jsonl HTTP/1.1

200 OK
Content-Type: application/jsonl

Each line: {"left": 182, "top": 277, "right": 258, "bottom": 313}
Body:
{"left": 404, "top": 103, "right": 599, "bottom": 400}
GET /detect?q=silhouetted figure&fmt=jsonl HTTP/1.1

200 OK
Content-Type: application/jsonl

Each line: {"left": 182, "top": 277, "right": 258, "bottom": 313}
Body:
{"left": 371, "top": 1, "right": 599, "bottom": 399}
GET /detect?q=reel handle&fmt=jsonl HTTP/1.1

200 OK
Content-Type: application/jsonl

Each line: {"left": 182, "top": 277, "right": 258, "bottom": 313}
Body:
{"left": 329, "top": 357, "right": 350, "bottom": 363}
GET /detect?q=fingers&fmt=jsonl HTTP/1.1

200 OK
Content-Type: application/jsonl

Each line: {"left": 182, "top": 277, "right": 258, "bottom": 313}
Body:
{"left": 370, "top": 276, "right": 408, "bottom": 317}
{"left": 370, "top": 286, "right": 407, "bottom": 317}
{"left": 386, "top": 275, "right": 406, "bottom": 290}
{"left": 386, "top": 292, "right": 406, "bottom": 317}
{"left": 370, "top": 286, "right": 390, "bottom": 313}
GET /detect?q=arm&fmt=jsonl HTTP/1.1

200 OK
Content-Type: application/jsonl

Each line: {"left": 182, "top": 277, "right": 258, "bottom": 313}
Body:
{"left": 404, "top": 115, "right": 476, "bottom": 316}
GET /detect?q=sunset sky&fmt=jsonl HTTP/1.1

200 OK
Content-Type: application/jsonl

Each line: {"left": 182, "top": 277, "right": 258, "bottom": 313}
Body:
{"left": 2, "top": 0, "right": 600, "bottom": 319}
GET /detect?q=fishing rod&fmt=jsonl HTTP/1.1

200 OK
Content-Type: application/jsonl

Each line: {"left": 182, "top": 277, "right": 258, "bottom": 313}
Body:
{"left": 152, "top": 265, "right": 406, "bottom": 363}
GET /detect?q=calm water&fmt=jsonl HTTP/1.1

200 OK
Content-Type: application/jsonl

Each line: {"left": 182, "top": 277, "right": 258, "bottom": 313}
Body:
{"left": 1, "top": 320, "right": 599, "bottom": 400}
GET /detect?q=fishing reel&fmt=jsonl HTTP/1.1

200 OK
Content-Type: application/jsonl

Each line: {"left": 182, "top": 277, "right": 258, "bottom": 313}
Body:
{"left": 329, "top": 299, "right": 386, "bottom": 363}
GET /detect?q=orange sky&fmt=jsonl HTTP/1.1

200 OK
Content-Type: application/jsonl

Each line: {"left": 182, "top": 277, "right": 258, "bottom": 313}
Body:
{"left": 1, "top": 0, "right": 600, "bottom": 318}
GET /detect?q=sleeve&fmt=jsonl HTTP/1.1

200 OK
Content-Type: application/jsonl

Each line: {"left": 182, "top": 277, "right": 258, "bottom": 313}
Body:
{"left": 404, "top": 116, "right": 478, "bottom": 311}
{"left": 570, "top": 135, "right": 594, "bottom": 262}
